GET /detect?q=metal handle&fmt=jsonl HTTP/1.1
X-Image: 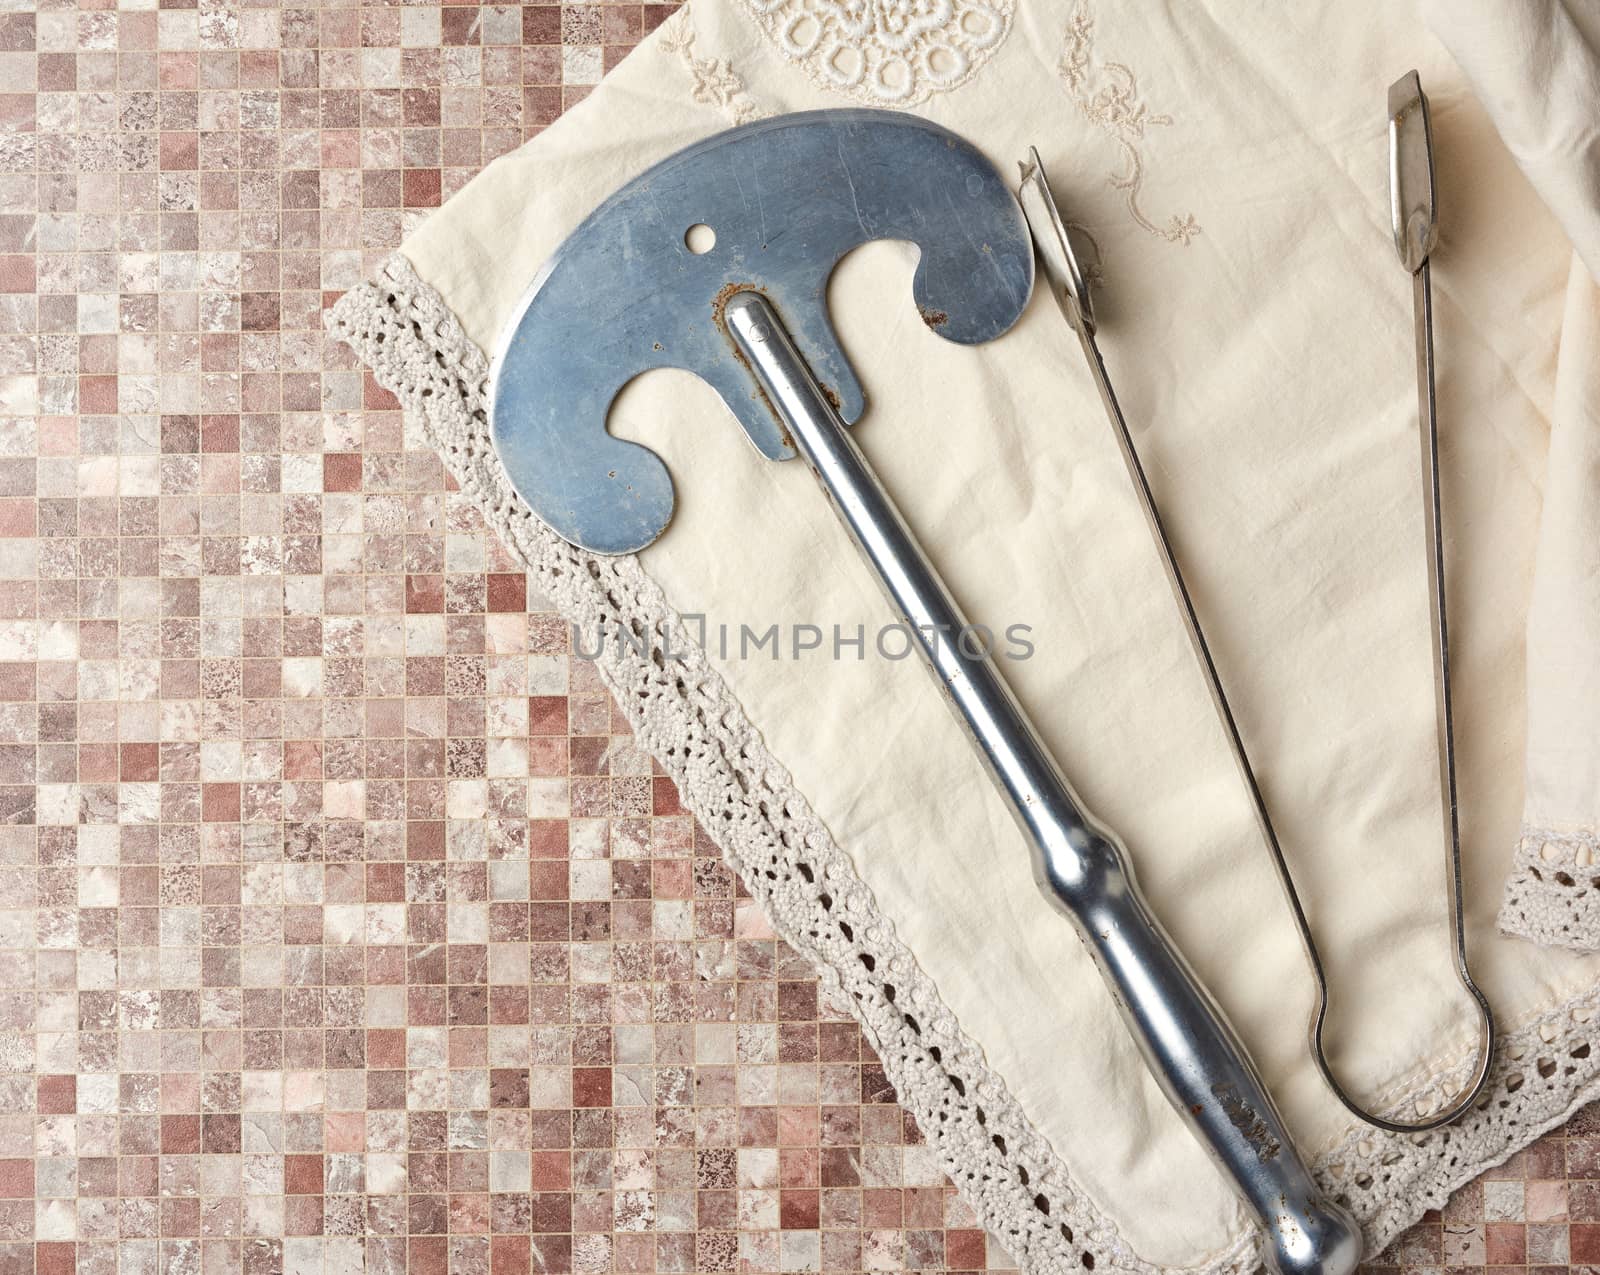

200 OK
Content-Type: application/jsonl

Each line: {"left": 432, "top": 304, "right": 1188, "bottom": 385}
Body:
{"left": 722, "top": 289, "right": 1362, "bottom": 1275}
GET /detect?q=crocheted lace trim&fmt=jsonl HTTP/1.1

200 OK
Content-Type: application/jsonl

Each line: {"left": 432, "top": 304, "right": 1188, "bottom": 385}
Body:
{"left": 1500, "top": 825, "right": 1600, "bottom": 951}
{"left": 327, "top": 254, "right": 1600, "bottom": 1274}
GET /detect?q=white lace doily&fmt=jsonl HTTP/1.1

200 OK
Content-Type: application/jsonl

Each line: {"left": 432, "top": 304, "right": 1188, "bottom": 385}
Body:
{"left": 731, "top": 0, "right": 1014, "bottom": 106}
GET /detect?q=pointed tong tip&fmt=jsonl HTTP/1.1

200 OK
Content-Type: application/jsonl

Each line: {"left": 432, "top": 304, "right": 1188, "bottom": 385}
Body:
{"left": 1016, "top": 147, "right": 1095, "bottom": 335}
{"left": 1388, "top": 69, "right": 1437, "bottom": 273}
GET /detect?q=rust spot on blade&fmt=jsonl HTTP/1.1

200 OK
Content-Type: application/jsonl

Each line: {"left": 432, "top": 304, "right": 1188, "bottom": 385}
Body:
{"left": 710, "top": 279, "right": 764, "bottom": 328}
{"left": 918, "top": 305, "right": 949, "bottom": 329}
{"left": 710, "top": 281, "right": 792, "bottom": 452}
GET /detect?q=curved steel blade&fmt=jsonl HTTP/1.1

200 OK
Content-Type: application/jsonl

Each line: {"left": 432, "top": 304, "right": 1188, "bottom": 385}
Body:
{"left": 489, "top": 109, "right": 1034, "bottom": 554}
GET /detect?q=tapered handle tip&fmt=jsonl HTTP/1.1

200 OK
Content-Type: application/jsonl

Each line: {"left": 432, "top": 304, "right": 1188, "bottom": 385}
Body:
{"left": 1266, "top": 1197, "right": 1363, "bottom": 1275}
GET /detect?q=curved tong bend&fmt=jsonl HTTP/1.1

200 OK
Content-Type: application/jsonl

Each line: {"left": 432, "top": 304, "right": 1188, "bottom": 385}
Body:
{"left": 1015, "top": 69, "right": 1496, "bottom": 1135}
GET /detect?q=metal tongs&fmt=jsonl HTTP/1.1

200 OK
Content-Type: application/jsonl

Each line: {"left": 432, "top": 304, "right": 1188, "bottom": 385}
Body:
{"left": 1017, "top": 70, "right": 1495, "bottom": 1132}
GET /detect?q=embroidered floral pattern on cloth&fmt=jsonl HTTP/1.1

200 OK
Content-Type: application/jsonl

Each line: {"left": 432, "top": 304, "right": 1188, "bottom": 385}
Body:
{"left": 1056, "top": 8, "right": 1200, "bottom": 245}
{"left": 659, "top": 12, "right": 768, "bottom": 123}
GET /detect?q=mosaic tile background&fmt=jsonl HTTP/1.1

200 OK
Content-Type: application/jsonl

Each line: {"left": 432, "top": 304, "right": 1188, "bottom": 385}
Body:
{"left": 0, "top": 0, "right": 1590, "bottom": 1269}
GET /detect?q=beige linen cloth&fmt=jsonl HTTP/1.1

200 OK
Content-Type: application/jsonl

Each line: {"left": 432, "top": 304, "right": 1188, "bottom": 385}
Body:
{"left": 330, "top": 0, "right": 1600, "bottom": 1269}
{"left": 1454, "top": 0, "right": 1600, "bottom": 947}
